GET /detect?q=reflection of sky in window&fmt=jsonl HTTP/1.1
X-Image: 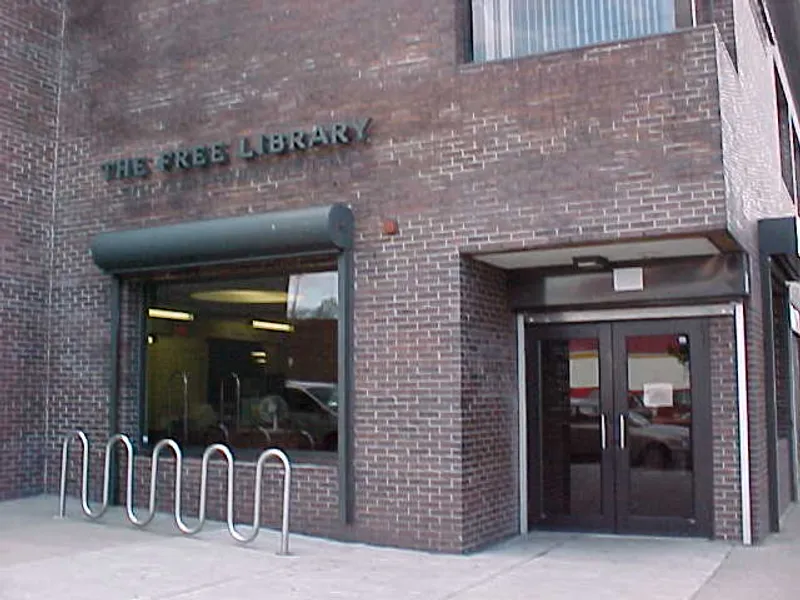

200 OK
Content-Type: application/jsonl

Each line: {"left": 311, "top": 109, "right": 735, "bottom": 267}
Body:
{"left": 477, "top": 0, "right": 674, "bottom": 59}
{"left": 287, "top": 271, "right": 338, "bottom": 319}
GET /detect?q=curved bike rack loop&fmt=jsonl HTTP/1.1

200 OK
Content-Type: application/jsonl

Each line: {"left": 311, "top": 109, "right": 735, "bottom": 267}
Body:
{"left": 128, "top": 438, "right": 185, "bottom": 529}
{"left": 59, "top": 431, "right": 135, "bottom": 521}
{"left": 230, "top": 448, "right": 292, "bottom": 553}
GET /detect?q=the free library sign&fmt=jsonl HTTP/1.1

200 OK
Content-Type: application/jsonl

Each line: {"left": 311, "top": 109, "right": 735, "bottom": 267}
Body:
{"left": 101, "top": 118, "right": 372, "bottom": 181}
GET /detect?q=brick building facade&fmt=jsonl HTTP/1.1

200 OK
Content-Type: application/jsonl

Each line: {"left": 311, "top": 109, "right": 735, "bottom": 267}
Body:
{"left": 3, "top": 0, "right": 800, "bottom": 552}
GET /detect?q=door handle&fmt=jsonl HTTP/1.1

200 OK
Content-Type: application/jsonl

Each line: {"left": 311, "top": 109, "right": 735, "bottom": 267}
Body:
{"left": 619, "top": 413, "right": 627, "bottom": 449}
{"left": 600, "top": 413, "right": 607, "bottom": 450}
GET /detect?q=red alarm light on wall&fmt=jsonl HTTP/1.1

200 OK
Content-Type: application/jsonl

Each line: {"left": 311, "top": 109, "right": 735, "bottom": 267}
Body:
{"left": 381, "top": 217, "right": 399, "bottom": 236}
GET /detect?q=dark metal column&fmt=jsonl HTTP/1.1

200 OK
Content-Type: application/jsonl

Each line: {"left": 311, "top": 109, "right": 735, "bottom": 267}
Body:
{"left": 108, "top": 276, "right": 122, "bottom": 502}
{"left": 337, "top": 249, "right": 355, "bottom": 523}
{"left": 760, "top": 258, "right": 780, "bottom": 533}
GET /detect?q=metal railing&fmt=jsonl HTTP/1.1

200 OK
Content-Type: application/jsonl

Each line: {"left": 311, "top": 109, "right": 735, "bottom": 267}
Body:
{"left": 58, "top": 430, "right": 292, "bottom": 555}
{"left": 218, "top": 372, "right": 241, "bottom": 432}
{"left": 167, "top": 371, "right": 189, "bottom": 442}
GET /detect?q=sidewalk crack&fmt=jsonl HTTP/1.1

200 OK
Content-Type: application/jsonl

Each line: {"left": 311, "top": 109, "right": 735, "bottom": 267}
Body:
{"left": 438, "top": 537, "right": 573, "bottom": 600}
{"left": 687, "top": 545, "right": 735, "bottom": 600}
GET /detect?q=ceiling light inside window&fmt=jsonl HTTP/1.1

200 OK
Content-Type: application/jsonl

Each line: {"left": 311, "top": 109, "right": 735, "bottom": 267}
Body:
{"left": 191, "top": 290, "right": 289, "bottom": 304}
{"left": 148, "top": 308, "right": 195, "bottom": 321}
{"left": 251, "top": 319, "right": 294, "bottom": 333}
{"left": 572, "top": 255, "right": 611, "bottom": 270}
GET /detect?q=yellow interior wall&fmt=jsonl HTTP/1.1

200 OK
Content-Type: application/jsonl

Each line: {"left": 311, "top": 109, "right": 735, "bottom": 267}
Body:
{"left": 146, "top": 334, "right": 210, "bottom": 430}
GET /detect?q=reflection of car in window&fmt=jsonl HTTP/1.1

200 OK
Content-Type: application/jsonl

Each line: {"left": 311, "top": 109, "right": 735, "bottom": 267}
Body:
{"left": 569, "top": 397, "right": 690, "bottom": 470}
{"left": 262, "top": 381, "right": 338, "bottom": 451}
{"left": 287, "top": 381, "right": 338, "bottom": 411}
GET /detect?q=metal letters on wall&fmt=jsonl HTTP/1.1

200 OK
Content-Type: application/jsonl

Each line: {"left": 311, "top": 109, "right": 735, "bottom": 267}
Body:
{"left": 101, "top": 118, "right": 372, "bottom": 181}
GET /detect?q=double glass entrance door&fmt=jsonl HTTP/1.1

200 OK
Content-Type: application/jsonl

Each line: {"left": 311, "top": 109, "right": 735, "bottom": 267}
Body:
{"left": 526, "top": 319, "right": 711, "bottom": 536}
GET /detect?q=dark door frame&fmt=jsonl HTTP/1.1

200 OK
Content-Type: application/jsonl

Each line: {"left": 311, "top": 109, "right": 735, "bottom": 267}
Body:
{"left": 611, "top": 319, "right": 713, "bottom": 537}
{"left": 526, "top": 323, "right": 615, "bottom": 532}
{"left": 526, "top": 318, "right": 713, "bottom": 537}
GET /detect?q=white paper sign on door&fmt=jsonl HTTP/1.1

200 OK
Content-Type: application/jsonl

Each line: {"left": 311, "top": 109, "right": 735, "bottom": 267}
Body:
{"left": 642, "top": 382, "right": 674, "bottom": 408}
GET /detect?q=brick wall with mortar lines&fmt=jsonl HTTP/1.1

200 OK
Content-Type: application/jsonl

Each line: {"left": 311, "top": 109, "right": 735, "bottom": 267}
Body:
{"left": 51, "top": 0, "right": 731, "bottom": 551}
{"left": 714, "top": 0, "right": 738, "bottom": 67}
{"left": 459, "top": 257, "right": 517, "bottom": 550}
{"left": 709, "top": 316, "right": 742, "bottom": 540}
{"left": 716, "top": 0, "right": 798, "bottom": 540}
{"left": 0, "top": 0, "right": 63, "bottom": 500}
{"left": 744, "top": 266, "right": 768, "bottom": 540}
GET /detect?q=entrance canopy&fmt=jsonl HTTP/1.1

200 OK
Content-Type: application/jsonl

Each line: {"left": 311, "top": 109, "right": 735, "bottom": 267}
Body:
{"left": 90, "top": 204, "right": 354, "bottom": 274}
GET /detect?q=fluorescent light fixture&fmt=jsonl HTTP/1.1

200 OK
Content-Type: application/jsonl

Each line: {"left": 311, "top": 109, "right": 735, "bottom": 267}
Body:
{"left": 255, "top": 358, "right": 267, "bottom": 364}
{"left": 250, "top": 351, "right": 267, "bottom": 358}
{"left": 572, "top": 255, "right": 611, "bottom": 270}
{"left": 147, "top": 335, "right": 156, "bottom": 345}
{"left": 148, "top": 308, "right": 195, "bottom": 321}
{"left": 191, "top": 289, "right": 289, "bottom": 304}
{"left": 251, "top": 319, "right": 294, "bottom": 333}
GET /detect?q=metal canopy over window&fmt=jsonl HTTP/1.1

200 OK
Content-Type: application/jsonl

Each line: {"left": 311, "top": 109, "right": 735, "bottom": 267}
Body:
{"left": 90, "top": 204, "right": 354, "bottom": 274}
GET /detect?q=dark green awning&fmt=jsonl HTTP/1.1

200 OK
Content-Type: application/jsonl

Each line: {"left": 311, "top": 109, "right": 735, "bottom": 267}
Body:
{"left": 90, "top": 204, "right": 354, "bottom": 274}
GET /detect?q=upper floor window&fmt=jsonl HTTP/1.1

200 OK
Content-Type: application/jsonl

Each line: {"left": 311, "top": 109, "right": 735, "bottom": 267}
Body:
{"left": 470, "top": 0, "right": 695, "bottom": 62}
{"left": 750, "top": 0, "right": 775, "bottom": 45}
{"left": 775, "top": 70, "right": 800, "bottom": 209}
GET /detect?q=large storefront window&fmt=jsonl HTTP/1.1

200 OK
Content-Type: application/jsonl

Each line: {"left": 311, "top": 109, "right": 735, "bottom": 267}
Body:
{"left": 144, "top": 269, "right": 338, "bottom": 455}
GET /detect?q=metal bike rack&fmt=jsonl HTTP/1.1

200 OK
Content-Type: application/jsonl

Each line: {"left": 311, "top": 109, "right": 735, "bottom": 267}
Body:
{"left": 59, "top": 431, "right": 135, "bottom": 521}
{"left": 58, "top": 429, "right": 293, "bottom": 555}
{"left": 231, "top": 448, "right": 292, "bottom": 549}
{"left": 167, "top": 370, "right": 189, "bottom": 442}
{"left": 297, "top": 430, "right": 315, "bottom": 450}
{"left": 258, "top": 426, "right": 315, "bottom": 451}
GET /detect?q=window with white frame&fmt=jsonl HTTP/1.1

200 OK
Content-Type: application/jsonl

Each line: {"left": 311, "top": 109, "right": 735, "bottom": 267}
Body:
{"left": 775, "top": 70, "right": 798, "bottom": 204}
{"left": 469, "top": 0, "right": 696, "bottom": 62}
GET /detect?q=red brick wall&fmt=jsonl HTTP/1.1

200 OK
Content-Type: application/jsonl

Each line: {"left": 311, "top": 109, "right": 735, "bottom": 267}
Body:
{"left": 745, "top": 266, "right": 770, "bottom": 541}
{"left": 0, "top": 0, "right": 63, "bottom": 500}
{"left": 709, "top": 316, "right": 742, "bottom": 540}
{"left": 460, "top": 256, "right": 517, "bottom": 550}
{"left": 48, "top": 0, "right": 735, "bottom": 552}
{"left": 713, "top": 0, "right": 738, "bottom": 66}
{"left": 716, "top": 0, "right": 798, "bottom": 541}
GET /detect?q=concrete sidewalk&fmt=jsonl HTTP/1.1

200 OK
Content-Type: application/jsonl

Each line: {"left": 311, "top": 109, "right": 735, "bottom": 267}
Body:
{"left": 0, "top": 496, "right": 797, "bottom": 599}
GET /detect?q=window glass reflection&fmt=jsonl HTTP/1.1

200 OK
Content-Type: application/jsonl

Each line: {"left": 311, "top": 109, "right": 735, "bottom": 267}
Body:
{"left": 540, "top": 337, "right": 603, "bottom": 519}
{"left": 471, "top": 0, "right": 676, "bottom": 62}
{"left": 145, "top": 270, "right": 338, "bottom": 455}
{"left": 625, "top": 334, "right": 693, "bottom": 519}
